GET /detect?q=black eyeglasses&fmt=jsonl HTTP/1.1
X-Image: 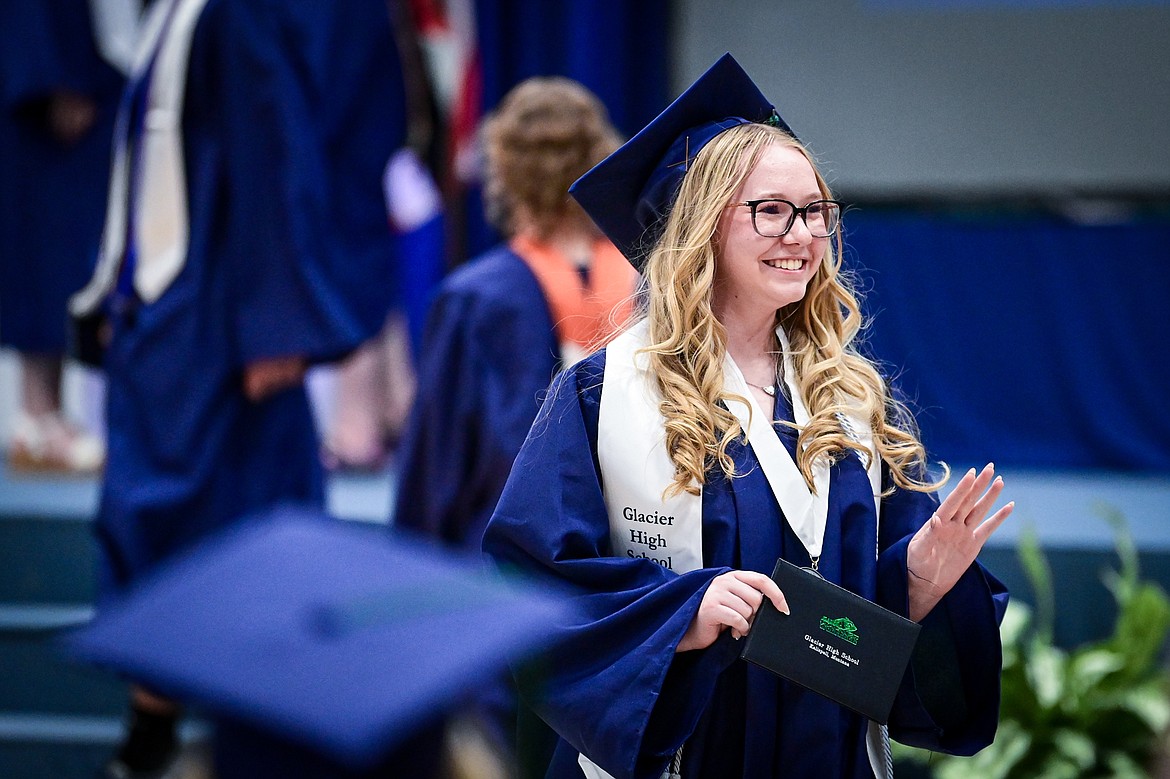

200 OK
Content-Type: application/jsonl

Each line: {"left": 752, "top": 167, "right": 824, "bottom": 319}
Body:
{"left": 732, "top": 199, "right": 843, "bottom": 238}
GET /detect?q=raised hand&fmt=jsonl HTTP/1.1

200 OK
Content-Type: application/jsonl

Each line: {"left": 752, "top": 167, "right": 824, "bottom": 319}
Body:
{"left": 906, "top": 463, "right": 1014, "bottom": 621}
{"left": 677, "top": 570, "right": 789, "bottom": 652}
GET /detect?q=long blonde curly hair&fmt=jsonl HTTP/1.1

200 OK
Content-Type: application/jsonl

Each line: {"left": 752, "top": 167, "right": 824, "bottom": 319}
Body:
{"left": 640, "top": 122, "right": 946, "bottom": 497}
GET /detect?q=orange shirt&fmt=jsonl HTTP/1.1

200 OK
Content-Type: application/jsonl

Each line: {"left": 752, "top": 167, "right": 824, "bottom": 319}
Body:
{"left": 511, "top": 234, "right": 639, "bottom": 356}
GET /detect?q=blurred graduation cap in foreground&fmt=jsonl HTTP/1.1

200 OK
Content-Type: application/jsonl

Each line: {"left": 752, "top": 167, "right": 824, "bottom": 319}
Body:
{"left": 60, "top": 507, "right": 572, "bottom": 774}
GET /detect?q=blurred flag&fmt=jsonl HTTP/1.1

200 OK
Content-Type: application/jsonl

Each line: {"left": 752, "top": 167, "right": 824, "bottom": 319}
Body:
{"left": 410, "top": 0, "right": 482, "bottom": 189}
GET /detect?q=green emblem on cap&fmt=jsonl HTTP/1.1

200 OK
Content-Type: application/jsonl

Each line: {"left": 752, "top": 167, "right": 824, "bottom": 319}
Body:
{"left": 819, "top": 616, "right": 859, "bottom": 645}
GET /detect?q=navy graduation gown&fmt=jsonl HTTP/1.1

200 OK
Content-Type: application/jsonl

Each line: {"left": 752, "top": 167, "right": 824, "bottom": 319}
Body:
{"left": 483, "top": 351, "right": 1009, "bottom": 779}
{"left": 0, "top": 0, "right": 123, "bottom": 352}
{"left": 393, "top": 246, "right": 559, "bottom": 548}
{"left": 95, "top": 0, "right": 406, "bottom": 593}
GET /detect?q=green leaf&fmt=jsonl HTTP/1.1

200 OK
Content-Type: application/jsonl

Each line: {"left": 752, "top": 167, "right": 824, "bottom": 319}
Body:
{"left": 1032, "top": 756, "right": 1084, "bottom": 779}
{"left": 1098, "top": 503, "right": 1139, "bottom": 600}
{"left": 1116, "top": 684, "right": 1170, "bottom": 734}
{"left": 1104, "top": 750, "right": 1154, "bottom": 779}
{"left": 1107, "top": 583, "right": 1170, "bottom": 681}
{"left": 1025, "top": 641, "right": 1067, "bottom": 711}
{"left": 999, "top": 601, "right": 1032, "bottom": 647}
{"left": 1051, "top": 729, "right": 1096, "bottom": 770}
{"left": 1065, "top": 648, "right": 1125, "bottom": 696}
{"left": 890, "top": 741, "right": 931, "bottom": 765}
{"left": 1016, "top": 523, "right": 1055, "bottom": 643}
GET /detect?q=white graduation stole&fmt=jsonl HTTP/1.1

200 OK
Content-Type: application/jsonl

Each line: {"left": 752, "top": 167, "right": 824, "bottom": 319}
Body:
{"left": 71, "top": 0, "right": 209, "bottom": 319}
{"left": 88, "top": 0, "right": 145, "bottom": 76}
{"left": 597, "top": 320, "right": 880, "bottom": 572}
{"left": 582, "top": 319, "right": 885, "bottom": 779}
{"left": 596, "top": 320, "right": 706, "bottom": 577}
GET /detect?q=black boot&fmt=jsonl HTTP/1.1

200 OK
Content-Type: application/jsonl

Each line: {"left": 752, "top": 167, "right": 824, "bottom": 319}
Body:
{"left": 103, "top": 705, "right": 180, "bottom": 779}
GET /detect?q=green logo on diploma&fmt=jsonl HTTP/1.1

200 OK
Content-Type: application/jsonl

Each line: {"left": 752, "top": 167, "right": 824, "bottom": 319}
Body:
{"left": 819, "top": 616, "right": 859, "bottom": 645}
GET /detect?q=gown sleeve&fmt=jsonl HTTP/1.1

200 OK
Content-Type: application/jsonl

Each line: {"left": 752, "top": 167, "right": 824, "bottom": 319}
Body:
{"left": 874, "top": 474, "right": 1010, "bottom": 755}
{"left": 483, "top": 356, "right": 738, "bottom": 779}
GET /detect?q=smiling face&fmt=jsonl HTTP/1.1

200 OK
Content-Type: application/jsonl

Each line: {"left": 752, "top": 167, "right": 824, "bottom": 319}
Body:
{"left": 711, "top": 142, "right": 829, "bottom": 328}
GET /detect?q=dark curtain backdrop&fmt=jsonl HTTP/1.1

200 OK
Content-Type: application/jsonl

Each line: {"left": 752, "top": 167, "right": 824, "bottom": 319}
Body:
{"left": 843, "top": 208, "right": 1170, "bottom": 473}
{"left": 476, "top": 0, "right": 669, "bottom": 137}
{"left": 464, "top": 0, "right": 671, "bottom": 257}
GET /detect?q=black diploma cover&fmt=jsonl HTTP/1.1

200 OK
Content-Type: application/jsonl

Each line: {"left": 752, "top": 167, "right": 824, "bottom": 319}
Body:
{"left": 740, "top": 557, "right": 921, "bottom": 724}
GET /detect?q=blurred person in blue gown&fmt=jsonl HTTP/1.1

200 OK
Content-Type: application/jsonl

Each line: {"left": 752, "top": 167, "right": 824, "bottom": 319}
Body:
{"left": 0, "top": 0, "right": 129, "bottom": 473}
{"left": 394, "top": 75, "right": 637, "bottom": 549}
{"left": 67, "top": 1, "right": 409, "bottom": 775}
{"left": 318, "top": 0, "right": 445, "bottom": 474}
{"left": 392, "top": 76, "right": 639, "bottom": 773}
{"left": 482, "top": 54, "right": 1016, "bottom": 779}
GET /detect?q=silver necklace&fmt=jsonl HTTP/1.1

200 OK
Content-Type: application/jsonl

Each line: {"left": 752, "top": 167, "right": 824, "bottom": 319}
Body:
{"left": 745, "top": 347, "right": 783, "bottom": 397}
{"left": 744, "top": 380, "right": 778, "bottom": 397}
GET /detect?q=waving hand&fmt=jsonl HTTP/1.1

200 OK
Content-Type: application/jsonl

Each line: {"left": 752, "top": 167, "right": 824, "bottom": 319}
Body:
{"left": 906, "top": 463, "right": 1014, "bottom": 621}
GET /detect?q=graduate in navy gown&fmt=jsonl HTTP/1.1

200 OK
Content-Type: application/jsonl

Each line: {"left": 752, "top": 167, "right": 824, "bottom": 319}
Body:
{"left": 67, "top": 1, "right": 408, "bottom": 775}
{"left": 395, "top": 77, "right": 637, "bottom": 548}
{"left": 482, "top": 54, "right": 1015, "bottom": 779}
{"left": 0, "top": 0, "right": 124, "bottom": 472}
{"left": 393, "top": 77, "right": 638, "bottom": 772}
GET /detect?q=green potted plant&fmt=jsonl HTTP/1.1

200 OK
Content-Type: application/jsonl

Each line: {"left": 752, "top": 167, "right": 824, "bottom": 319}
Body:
{"left": 895, "top": 507, "right": 1170, "bottom": 778}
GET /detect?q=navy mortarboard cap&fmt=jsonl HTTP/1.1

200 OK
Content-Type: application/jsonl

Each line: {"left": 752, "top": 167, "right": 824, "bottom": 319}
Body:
{"left": 570, "top": 53, "right": 795, "bottom": 271}
{"left": 61, "top": 508, "right": 571, "bottom": 770}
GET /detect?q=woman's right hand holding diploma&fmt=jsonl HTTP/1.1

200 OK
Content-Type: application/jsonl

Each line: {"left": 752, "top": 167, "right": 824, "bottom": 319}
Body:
{"left": 677, "top": 570, "right": 789, "bottom": 652}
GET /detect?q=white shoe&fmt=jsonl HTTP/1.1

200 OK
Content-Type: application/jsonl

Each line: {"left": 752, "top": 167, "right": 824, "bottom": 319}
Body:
{"left": 7, "top": 411, "right": 105, "bottom": 474}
